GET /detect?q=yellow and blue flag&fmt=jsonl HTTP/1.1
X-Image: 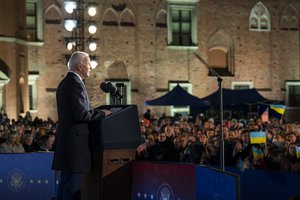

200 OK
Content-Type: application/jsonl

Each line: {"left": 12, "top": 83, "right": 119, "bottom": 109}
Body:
{"left": 237, "top": 159, "right": 249, "bottom": 172}
{"left": 250, "top": 132, "right": 266, "bottom": 144}
{"left": 252, "top": 146, "right": 264, "bottom": 159}
{"left": 270, "top": 104, "right": 286, "bottom": 115}
{"left": 296, "top": 147, "right": 300, "bottom": 159}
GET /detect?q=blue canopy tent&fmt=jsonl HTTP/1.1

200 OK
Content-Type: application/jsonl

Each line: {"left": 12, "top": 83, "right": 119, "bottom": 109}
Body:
{"left": 145, "top": 85, "right": 203, "bottom": 106}
{"left": 191, "top": 88, "right": 269, "bottom": 118}
{"left": 145, "top": 86, "right": 270, "bottom": 118}
{"left": 201, "top": 88, "right": 268, "bottom": 106}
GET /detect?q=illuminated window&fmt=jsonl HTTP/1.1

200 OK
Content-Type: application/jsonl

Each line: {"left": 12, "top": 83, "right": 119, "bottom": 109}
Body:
{"left": 26, "top": 0, "right": 43, "bottom": 41}
{"left": 106, "top": 80, "right": 131, "bottom": 105}
{"left": 232, "top": 82, "right": 253, "bottom": 90}
{"left": 169, "top": 82, "right": 192, "bottom": 117}
{"left": 167, "top": 0, "right": 198, "bottom": 48}
{"left": 286, "top": 82, "right": 300, "bottom": 107}
{"left": 207, "top": 30, "right": 234, "bottom": 76}
{"left": 28, "top": 73, "right": 39, "bottom": 111}
{"left": 209, "top": 49, "right": 227, "bottom": 69}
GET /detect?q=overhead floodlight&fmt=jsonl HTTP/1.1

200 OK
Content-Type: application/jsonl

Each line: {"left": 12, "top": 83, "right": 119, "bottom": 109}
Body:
{"left": 88, "top": 24, "right": 97, "bottom": 34}
{"left": 88, "top": 42, "right": 97, "bottom": 51}
{"left": 90, "top": 60, "right": 98, "bottom": 69}
{"left": 64, "top": 19, "right": 77, "bottom": 31}
{"left": 66, "top": 40, "right": 76, "bottom": 50}
{"left": 88, "top": 6, "right": 97, "bottom": 17}
{"left": 63, "top": 1, "right": 77, "bottom": 14}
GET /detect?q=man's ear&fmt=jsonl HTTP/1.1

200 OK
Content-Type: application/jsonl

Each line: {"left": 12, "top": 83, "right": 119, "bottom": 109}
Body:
{"left": 77, "top": 64, "right": 82, "bottom": 72}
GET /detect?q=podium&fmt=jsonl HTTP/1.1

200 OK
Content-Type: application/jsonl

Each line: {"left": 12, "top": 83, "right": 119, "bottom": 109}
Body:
{"left": 82, "top": 105, "right": 141, "bottom": 200}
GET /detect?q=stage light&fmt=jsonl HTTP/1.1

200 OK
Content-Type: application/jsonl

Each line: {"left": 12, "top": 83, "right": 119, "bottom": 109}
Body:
{"left": 88, "top": 24, "right": 97, "bottom": 34}
{"left": 64, "top": 19, "right": 77, "bottom": 31}
{"left": 88, "top": 41, "right": 97, "bottom": 51}
{"left": 63, "top": 1, "right": 77, "bottom": 14}
{"left": 88, "top": 6, "right": 97, "bottom": 17}
{"left": 66, "top": 40, "right": 76, "bottom": 50}
{"left": 90, "top": 59, "right": 98, "bottom": 69}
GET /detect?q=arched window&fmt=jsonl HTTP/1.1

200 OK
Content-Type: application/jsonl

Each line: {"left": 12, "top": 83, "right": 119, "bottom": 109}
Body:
{"left": 105, "top": 61, "right": 131, "bottom": 105}
{"left": 280, "top": 4, "right": 299, "bottom": 31}
{"left": 209, "top": 49, "right": 227, "bottom": 69}
{"left": 156, "top": 10, "right": 167, "bottom": 27}
{"left": 249, "top": 2, "right": 271, "bottom": 31}
{"left": 103, "top": 8, "right": 118, "bottom": 26}
{"left": 120, "top": 8, "right": 135, "bottom": 26}
{"left": 208, "top": 29, "right": 234, "bottom": 76}
{"left": 45, "top": 4, "right": 61, "bottom": 24}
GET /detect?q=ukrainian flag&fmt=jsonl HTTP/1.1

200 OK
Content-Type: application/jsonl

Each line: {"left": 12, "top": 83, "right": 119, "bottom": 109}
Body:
{"left": 270, "top": 104, "right": 286, "bottom": 115}
{"left": 252, "top": 146, "right": 264, "bottom": 159}
{"left": 250, "top": 132, "right": 266, "bottom": 144}
{"left": 296, "top": 147, "right": 300, "bottom": 159}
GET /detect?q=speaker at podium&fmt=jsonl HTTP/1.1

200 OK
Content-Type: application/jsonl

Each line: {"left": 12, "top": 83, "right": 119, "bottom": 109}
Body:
{"left": 82, "top": 104, "right": 142, "bottom": 200}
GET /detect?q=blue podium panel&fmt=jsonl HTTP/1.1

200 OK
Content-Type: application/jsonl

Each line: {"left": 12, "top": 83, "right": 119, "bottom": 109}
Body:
{"left": 132, "top": 162, "right": 196, "bottom": 200}
{"left": 0, "top": 153, "right": 56, "bottom": 200}
{"left": 196, "top": 166, "right": 239, "bottom": 200}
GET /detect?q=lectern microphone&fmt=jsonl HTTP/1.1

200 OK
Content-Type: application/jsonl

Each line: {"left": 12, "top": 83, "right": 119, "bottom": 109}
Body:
{"left": 100, "top": 82, "right": 122, "bottom": 99}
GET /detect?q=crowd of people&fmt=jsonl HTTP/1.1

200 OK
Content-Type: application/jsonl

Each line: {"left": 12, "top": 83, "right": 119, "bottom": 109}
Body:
{"left": 136, "top": 110, "right": 300, "bottom": 174}
{"left": 0, "top": 111, "right": 56, "bottom": 153}
{"left": 0, "top": 109, "right": 299, "bottom": 174}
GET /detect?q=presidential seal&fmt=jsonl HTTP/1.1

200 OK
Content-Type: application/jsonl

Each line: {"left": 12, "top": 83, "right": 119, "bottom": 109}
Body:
{"left": 157, "top": 183, "right": 174, "bottom": 200}
{"left": 7, "top": 169, "right": 26, "bottom": 192}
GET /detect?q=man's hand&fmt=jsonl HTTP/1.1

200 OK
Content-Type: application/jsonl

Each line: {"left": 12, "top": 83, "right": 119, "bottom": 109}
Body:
{"left": 101, "top": 109, "right": 112, "bottom": 116}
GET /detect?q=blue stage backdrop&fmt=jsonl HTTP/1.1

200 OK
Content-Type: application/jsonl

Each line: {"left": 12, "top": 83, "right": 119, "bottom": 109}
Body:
{"left": 0, "top": 153, "right": 56, "bottom": 200}
{"left": 196, "top": 166, "right": 239, "bottom": 200}
{"left": 132, "top": 162, "right": 240, "bottom": 200}
{"left": 226, "top": 167, "right": 300, "bottom": 200}
{"left": 132, "top": 162, "right": 197, "bottom": 200}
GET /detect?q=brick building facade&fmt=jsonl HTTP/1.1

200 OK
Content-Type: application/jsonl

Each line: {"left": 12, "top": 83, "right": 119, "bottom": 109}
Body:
{"left": 0, "top": 0, "right": 299, "bottom": 120}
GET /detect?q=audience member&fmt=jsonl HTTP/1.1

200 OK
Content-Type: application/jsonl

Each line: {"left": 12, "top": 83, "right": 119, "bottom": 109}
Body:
{"left": 22, "top": 133, "right": 36, "bottom": 152}
{"left": 0, "top": 131, "right": 25, "bottom": 153}
{"left": 36, "top": 134, "right": 54, "bottom": 152}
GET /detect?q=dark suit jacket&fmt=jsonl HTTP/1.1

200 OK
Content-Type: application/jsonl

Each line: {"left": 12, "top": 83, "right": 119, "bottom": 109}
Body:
{"left": 52, "top": 72, "right": 105, "bottom": 172}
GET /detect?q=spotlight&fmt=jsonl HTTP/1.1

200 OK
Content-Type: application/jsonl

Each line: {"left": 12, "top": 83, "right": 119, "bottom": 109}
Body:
{"left": 88, "top": 41, "right": 97, "bottom": 51}
{"left": 63, "top": 1, "right": 77, "bottom": 14}
{"left": 88, "top": 6, "right": 97, "bottom": 17}
{"left": 88, "top": 24, "right": 97, "bottom": 34}
{"left": 90, "top": 59, "right": 98, "bottom": 69}
{"left": 64, "top": 19, "right": 77, "bottom": 31}
{"left": 66, "top": 40, "right": 76, "bottom": 50}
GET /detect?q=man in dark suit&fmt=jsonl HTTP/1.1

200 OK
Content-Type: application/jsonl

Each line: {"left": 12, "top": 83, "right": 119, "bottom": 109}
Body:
{"left": 36, "top": 134, "right": 54, "bottom": 152}
{"left": 52, "top": 51, "right": 112, "bottom": 200}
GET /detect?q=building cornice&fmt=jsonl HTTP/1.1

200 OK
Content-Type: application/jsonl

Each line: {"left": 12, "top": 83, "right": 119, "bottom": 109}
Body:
{"left": 0, "top": 36, "right": 44, "bottom": 47}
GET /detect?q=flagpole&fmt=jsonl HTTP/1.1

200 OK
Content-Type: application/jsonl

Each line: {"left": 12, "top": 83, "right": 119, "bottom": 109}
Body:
{"left": 194, "top": 52, "right": 225, "bottom": 171}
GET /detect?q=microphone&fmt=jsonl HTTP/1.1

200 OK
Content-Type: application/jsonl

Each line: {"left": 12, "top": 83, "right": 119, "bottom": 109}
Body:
{"left": 100, "top": 82, "right": 109, "bottom": 93}
{"left": 106, "top": 82, "right": 118, "bottom": 96}
{"left": 100, "top": 82, "right": 122, "bottom": 98}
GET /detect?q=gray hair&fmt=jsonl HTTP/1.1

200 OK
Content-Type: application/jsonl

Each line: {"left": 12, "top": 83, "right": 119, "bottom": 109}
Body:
{"left": 67, "top": 51, "right": 89, "bottom": 70}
